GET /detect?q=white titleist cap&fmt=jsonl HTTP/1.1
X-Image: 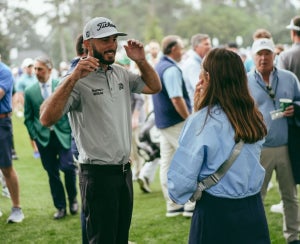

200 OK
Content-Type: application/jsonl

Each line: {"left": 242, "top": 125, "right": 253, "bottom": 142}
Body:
{"left": 83, "top": 17, "right": 127, "bottom": 40}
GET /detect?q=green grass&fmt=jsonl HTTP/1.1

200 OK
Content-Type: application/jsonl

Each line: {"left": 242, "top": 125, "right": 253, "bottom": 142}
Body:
{"left": 0, "top": 115, "right": 285, "bottom": 243}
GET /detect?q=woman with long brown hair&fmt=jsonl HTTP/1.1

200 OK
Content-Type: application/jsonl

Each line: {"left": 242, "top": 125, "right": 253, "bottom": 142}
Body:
{"left": 168, "top": 48, "right": 270, "bottom": 244}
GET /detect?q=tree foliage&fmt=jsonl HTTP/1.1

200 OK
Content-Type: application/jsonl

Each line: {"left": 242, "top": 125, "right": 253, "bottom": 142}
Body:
{"left": 0, "top": 0, "right": 299, "bottom": 67}
{"left": 0, "top": 32, "right": 11, "bottom": 64}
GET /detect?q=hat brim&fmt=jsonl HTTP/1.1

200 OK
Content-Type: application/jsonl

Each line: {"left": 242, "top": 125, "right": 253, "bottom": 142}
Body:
{"left": 91, "top": 31, "right": 127, "bottom": 39}
{"left": 286, "top": 24, "right": 300, "bottom": 31}
{"left": 253, "top": 47, "right": 274, "bottom": 54}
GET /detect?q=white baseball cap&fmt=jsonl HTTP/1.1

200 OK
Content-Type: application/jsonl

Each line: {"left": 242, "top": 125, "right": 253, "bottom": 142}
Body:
{"left": 21, "top": 58, "right": 34, "bottom": 68}
{"left": 286, "top": 17, "right": 300, "bottom": 31}
{"left": 251, "top": 38, "right": 275, "bottom": 54}
{"left": 83, "top": 17, "right": 127, "bottom": 40}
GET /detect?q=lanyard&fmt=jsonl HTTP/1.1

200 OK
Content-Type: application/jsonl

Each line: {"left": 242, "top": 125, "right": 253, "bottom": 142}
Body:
{"left": 255, "top": 70, "right": 278, "bottom": 108}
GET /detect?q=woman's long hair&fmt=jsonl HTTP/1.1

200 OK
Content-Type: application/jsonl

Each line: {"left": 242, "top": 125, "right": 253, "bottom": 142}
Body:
{"left": 194, "top": 48, "right": 267, "bottom": 143}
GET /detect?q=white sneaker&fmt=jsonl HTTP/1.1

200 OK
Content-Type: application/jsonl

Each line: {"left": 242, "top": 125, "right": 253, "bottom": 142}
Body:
{"left": 166, "top": 207, "right": 184, "bottom": 217}
{"left": 7, "top": 207, "right": 24, "bottom": 223}
{"left": 0, "top": 209, "right": 3, "bottom": 218}
{"left": 137, "top": 176, "right": 151, "bottom": 193}
{"left": 183, "top": 210, "right": 193, "bottom": 218}
{"left": 270, "top": 201, "right": 283, "bottom": 214}
{"left": 2, "top": 187, "right": 11, "bottom": 198}
{"left": 183, "top": 201, "right": 195, "bottom": 218}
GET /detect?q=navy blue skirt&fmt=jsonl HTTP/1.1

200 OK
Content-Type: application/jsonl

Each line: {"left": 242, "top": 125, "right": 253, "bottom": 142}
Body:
{"left": 189, "top": 192, "right": 270, "bottom": 244}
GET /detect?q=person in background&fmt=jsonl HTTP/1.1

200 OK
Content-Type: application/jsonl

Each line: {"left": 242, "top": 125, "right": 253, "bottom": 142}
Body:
{"left": 14, "top": 58, "right": 36, "bottom": 116}
{"left": 58, "top": 61, "right": 70, "bottom": 79}
{"left": 272, "top": 16, "right": 300, "bottom": 216}
{"left": 116, "top": 54, "right": 146, "bottom": 181}
{"left": 181, "top": 33, "right": 211, "bottom": 105}
{"left": 14, "top": 58, "right": 40, "bottom": 158}
{"left": 0, "top": 60, "right": 24, "bottom": 223}
{"left": 24, "top": 56, "right": 78, "bottom": 220}
{"left": 146, "top": 40, "right": 162, "bottom": 68}
{"left": 137, "top": 40, "right": 162, "bottom": 193}
{"left": 69, "top": 34, "right": 87, "bottom": 73}
{"left": 0, "top": 55, "right": 19, "bottom": 161}
{"left": 278, "top": 16, "right": 300, "bottom": 81}
{"left": 247, "top": 38, "right": 300, "bottom": 244}
{"left": 168, "top": 48, "right": 270, "bottom": 244}
{"left": 274, "top": 43, "right": 285, "bottom": 66}
{"left": 244, "top": 28, "right": 273, "bottom": 73}
{"left": 225, "top": 42, "right": 239, "bottom": 53}
{"left": 239, "top": 51, "right": 248, "bottom": 64}
{"left": 116, "top": 53, "right": 147, "bottom": 181}
{"left": 39, "top": 16, "right": 161, "bottom": 243}
{"left": 252, "top": 28, "right": 276, "bottom": 198}
{"left": 0, "top": 56, "right": 12, "bottom": 200}
{"left": 152, "top": 35, "right": 195, "bottom": 217}
{"left": 275, "top": 44, "right": 285, "bottom": 56}
{"left": 130, "top": 92, "right": 145, "bottom": 181}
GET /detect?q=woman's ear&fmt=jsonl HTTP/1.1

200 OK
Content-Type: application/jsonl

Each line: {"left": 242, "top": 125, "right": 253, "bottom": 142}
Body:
{"left": 205, "top": 71, "right": 210, "bottom": 81}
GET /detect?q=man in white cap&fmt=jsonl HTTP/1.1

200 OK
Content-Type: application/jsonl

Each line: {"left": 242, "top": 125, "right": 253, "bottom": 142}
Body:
{"left": 278, "top": 16, "right": 300, "bottom": 81}
{"left": 247, "top": 38, "right": 300, "bottom": 244}
{"left": 14, "top": 58, "right": 40, "bottom": 159}
{"left": 39, "top": 17, "right": 161, "bottom": 244}
{"left": 14, "top": 58, "right": 36, "bottom": 116}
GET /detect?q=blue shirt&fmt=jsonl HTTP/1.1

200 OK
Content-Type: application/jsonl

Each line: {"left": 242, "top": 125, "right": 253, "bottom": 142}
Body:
{"left": 0, "top": 62, "right": 13, "bottom": 113}
{"left": 163, "top": 66, "right": 184, "bottom": 98}
{"left": 181, "top": 50, "right": 202, "bottom": 103}
{"left": 168, "top": 105, "right": 265, "bottom": 204}
{"left": 247, "top": 68, "right": 300, "bottom": 147}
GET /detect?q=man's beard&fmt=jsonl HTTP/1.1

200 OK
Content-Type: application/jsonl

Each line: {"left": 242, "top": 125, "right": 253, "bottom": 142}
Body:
{"left": 92, "top": 46, "right": 115, "bottom": 65}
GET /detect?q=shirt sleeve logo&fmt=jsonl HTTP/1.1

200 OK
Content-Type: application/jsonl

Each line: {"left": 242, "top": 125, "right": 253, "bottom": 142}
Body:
{"left": 118, "top": 83, "right": 124, "bottom": 90}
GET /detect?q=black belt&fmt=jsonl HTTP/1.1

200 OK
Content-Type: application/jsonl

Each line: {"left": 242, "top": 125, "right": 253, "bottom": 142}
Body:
{"left": 80, "top": 162, "right": 131, "bottom": 175}
{"left": 0, "top": 113, "right": 11, "bottom": 119}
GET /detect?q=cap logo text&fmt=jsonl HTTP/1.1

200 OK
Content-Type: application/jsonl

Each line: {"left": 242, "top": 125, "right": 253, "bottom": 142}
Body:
{"left": 97, "top": 21, "right": 116, "bottom": 31}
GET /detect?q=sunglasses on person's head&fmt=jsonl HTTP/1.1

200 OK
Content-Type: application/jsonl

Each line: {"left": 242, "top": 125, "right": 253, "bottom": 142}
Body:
{"left": 266, "top": 85, "right": 275, "bottom": 99}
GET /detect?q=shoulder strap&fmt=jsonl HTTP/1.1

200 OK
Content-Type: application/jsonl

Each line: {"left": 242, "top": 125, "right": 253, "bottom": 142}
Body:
{"left": 192, "top": 140, "right": 244, "bottom": 196}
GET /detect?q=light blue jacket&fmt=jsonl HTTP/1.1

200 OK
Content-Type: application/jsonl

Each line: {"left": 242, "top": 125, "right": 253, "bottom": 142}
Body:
{"left": 168, "top": 105, "right": 265, "bottom": 205}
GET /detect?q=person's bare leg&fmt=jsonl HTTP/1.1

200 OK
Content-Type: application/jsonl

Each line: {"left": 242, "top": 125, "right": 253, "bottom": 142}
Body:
{"left": 1, "top": 167, "right": 20, "bottom": 207}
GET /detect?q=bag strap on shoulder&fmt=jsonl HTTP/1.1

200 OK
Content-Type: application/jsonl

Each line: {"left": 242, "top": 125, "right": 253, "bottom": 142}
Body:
{"left": 190, "top": 140, "right": 244, "bottom": 202}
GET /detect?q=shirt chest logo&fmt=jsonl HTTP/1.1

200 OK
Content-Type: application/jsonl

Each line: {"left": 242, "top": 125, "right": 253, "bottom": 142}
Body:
{"left": 92, "top": 88, "right": 104, "bottom": 95}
